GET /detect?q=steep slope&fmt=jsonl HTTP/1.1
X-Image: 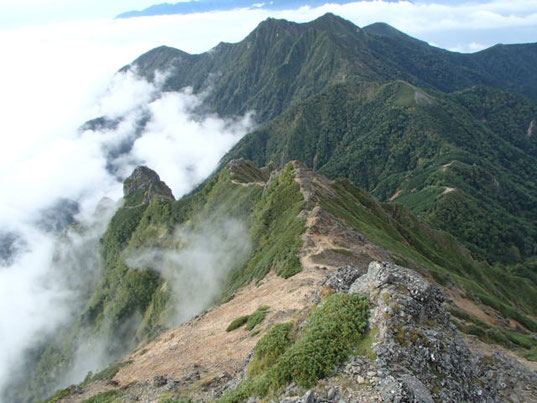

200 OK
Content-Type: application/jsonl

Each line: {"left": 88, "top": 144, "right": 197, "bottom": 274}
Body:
{"left": 124, "top": 14, "right": 537, "bottom": 123}
{"left": 20, "top": 14, "right": 537, "bottom": 402}
{"left": 44, "top": 161, "right": 537, "bottom": 403}
{"left": 223, "top": 80, "right": 537, "bottom": 264}
{"left": 114, "top": 14, "right": 537, "bottom": 264}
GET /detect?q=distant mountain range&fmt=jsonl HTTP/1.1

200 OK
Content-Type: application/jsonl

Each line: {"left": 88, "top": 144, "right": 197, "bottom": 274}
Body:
{"left": 116, "top": 0, "right": 399, "bottom": 19}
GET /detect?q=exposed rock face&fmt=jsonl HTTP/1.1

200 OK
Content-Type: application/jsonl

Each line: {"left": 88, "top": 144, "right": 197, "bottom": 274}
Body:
{"left": 123, "top": 166, "right": 174, "bottom": 205}
{"left": 322, "top": 265, "right": 363, "bottom": 294}
{"left": 345, "top": 261, "right": 537, "bottom": 403}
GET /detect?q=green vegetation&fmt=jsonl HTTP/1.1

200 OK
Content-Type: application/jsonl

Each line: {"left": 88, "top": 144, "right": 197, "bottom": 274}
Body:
{"left": 226, "top": 306, "right": 270, "bottom": 332}
{"left": 246, "top": 306, "right": 270, "bottom": 331}
{"left": 223, "top": 163, "right": 306, "bottom": 298}
{"left": 225, "top": 80, "right": 537, "bottom": 265}
{"left": 226, "top": 315, "right": 249, "bottom": 332}
{"left": 355, "top": 328, "right": 378, "bottom": 360}
{"left": 248, "top": 323, "right": 295, "bottom": 377}
{"left": 29, "top": 163, "right": 306, "bottom": 402}
{"left": 317, "top": 176, "right": 537, "bottom": 333}
{"left": 228, "top": 159, "right": 270, "bottom": 183}
{"left": 135, "top": 14, "right": 537, "bottom": 124}
{"left": 42, "top": 386, "right": 73, "bottom": 403}
{"left": 220, "top": 294, "right": 369, "bottom": 402}
{"left": 23, "top": 14, "right": 537, "bottom": 401}
{"left": 81, "top": 361, "right": 133, "bottom": 387}
{"left": 450, "top": 307, "right": 536, "bottom": 359}
{"left": 81, "top": 390, "right": 121, "bottom": 403}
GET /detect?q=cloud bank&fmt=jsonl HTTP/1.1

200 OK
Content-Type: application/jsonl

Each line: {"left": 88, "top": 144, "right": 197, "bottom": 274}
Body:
{"left": 0, "top": 66, "right": 254, "bottom": 398}
{"left": 126, "top": 217, "right": 252, "bottom": 326}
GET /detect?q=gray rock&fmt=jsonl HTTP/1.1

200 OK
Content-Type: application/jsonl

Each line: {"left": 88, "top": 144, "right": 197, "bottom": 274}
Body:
{"left": 153, "top": 375, "right": 167, "bottom": 386}
{"left": 322, "top": 265, "right": 363, "bottom": 293}
{"left": 302, "top": 390, "right": 316, "bottom": 403}
{"left": 327, "top": 388, "right": 337, "bottom": 400}
{"left": 123, "top": 166, "right": 174, "bottom": 205}
{"left": 349, "top": 261, "right": 497, "bottom": 402}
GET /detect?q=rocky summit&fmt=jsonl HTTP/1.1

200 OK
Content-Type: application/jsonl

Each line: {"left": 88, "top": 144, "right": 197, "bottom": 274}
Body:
{"left": 123, "top": 166, "right": 175, "bottom": 206}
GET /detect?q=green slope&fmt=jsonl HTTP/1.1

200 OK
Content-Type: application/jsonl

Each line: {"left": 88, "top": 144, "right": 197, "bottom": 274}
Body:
{"left": 223, "top": 80, "right": 537, "bottom": 264}
{"left": 16, "top": 164, "right": 305, "bottom": 403}
{"left": 127, "top": 13, "right": 537, "bottom": 123}
{"left": 30, "top": 161, "right": 537, "bottom": 403}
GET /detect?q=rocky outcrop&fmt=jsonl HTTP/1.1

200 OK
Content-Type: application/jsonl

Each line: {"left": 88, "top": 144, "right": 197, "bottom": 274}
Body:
{"left": 342, "top": 261, "right": 537, "bottom": 403}
{"left": 123, "top": 166, "right": 174, "bottom": 206}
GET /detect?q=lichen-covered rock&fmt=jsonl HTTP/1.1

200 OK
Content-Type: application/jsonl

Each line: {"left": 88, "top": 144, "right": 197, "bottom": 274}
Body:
{"left": 322, "top": 265, "right": 363, "bottom": 293}
{"left": 347, "top": 261, "right": 536, "bottom": 403}
{"left": 123, "top": 166, "right": 174, "bottom": 206}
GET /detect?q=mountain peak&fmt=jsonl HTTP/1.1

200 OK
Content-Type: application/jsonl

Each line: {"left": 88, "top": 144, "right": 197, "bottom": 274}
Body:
{"left": 123, "top": 166, "right": 174, "bottom": 206}
{"left": 307, "top": 12, "right": 360, "bottom": 32}
{"left": 363, "top": 22, "right": 422, "bottom": 43}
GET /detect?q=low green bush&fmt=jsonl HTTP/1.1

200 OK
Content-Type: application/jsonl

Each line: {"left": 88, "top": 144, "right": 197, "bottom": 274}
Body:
{"left": 220, "top": 293, "right": 369, "bottom": 402}
{"left": 226, "top": 315, "right": 249, "bottom": 332}
{"left": 246, "top": 306, "right": 270, "bottom": 331}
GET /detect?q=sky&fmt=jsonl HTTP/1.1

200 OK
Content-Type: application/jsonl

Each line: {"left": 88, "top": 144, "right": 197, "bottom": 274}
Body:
{"left": 0, "top": 0, "right": 536, "bottom": 399}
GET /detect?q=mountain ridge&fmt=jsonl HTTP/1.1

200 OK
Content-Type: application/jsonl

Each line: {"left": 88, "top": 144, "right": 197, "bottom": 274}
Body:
{"left": 125, "top": 13, "right": 537, "bottom": 123}
{"left": 38, "top": 160, "right": 537, "bottom": 403}
{"left": 115, "top": 1, "right": 400, "bottom": 19}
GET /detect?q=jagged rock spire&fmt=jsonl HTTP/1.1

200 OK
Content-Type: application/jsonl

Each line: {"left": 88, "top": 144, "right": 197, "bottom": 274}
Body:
{"left": 123, "top": 166, "right": 174, "bottom": 206}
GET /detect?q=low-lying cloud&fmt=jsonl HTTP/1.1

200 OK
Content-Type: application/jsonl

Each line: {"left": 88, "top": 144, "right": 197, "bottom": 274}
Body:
{"left": 127, "top": 217, "right": 252, "bottom": 327}
{"left": 0, "top": 67, "right": 254, "bottom": 399}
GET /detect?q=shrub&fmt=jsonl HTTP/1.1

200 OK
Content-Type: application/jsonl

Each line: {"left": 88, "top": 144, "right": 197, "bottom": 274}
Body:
{"left": 246, "top": 306, "right": 270, "bottom": 331}
{"left": 220, "top": 293, "right": 369, "bottom": 402}
{"left": 226, "top": 315, "right": 249, "bottom": 332}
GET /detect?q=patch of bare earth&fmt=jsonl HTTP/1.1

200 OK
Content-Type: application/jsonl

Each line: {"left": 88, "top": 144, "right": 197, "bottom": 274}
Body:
{"left": 389, "top": 189, "right": 401, "bottom": 201}
{"left": 230, "top": 179, "right": 265, "bottom": 186}
{"left": 293, "top": 161, "right": 391, "bottom": 273}
{"left": 442, "top": 161, "right": 454, "bottom": 172}
{"left": 450, "top": 291, "right": 500, "bottom": 327}
{"left": 114, "top": 269, "right": 326, "bottom": 387}
{"left": 61, "top": 382, "right": 116, "bottom": 403}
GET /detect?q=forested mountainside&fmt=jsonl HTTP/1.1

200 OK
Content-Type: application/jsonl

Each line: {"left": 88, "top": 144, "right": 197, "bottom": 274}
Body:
{"left": 35, "top": 161, "right": 537, "bottom": 403}
{"left": 8, "top": 13, "right": 537, "bottom": 403}
{"left": 223, "top": 81, "right": 537, "bottom": 264}
{"left": 126, "top": 13, "right": 537, "bottom": 122}
{"left": 122, "top": 13, "right": 537, "bottom": 264}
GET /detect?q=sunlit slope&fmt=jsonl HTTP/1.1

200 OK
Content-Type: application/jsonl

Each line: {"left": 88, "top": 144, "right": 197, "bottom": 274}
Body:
{"left": 127, "top": 14, "right": 537, "bottom": 124}
{"left": 223, "top": 80, "right": 537, "bottom": 264}
{"left": 41, "top": 161, "right": 537, "bottom": 403}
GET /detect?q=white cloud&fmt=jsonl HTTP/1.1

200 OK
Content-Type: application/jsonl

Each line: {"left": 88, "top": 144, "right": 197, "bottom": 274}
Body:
{"left": 448, "top": 41, "right": 488, "bottom": 53}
